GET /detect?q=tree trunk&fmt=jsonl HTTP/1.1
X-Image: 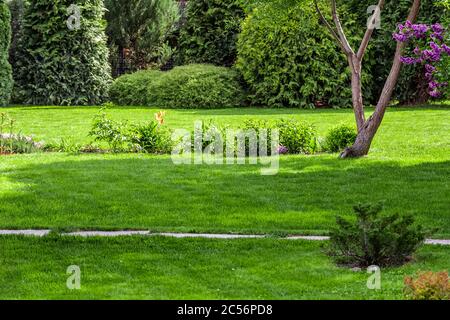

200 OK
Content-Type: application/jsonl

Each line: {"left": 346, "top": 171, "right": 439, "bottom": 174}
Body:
{"left": 340, "top": 0, "right": 422, "bottom": 158}
{"left": 349, "top": 55, "right": 365, "bottom": 131}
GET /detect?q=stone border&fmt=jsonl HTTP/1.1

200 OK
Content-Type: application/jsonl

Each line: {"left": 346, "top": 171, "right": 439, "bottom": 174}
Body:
{"left": 0, "top": 229, "right": 449, "bottom": 245}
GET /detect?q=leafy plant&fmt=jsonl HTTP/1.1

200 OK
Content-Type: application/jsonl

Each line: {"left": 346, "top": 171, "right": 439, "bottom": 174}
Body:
{"left": 276, "top": 119, "right": 317, "bottom": 154}
{"left": 327, "top": 203, "right": 428, "bottom": 267}
{"left": 324, "top": 124, "right": 357, "bottom": 153}
{"left": 89, "top": 111, "right": 129, "bottom": 152}
{"left": 13, "top": 0, "right": 111, "bottom": 105}
{"left": 0, "top": 112, "right": 41, "bottom": 154}
{"left": 0, "top": 0, "right": 13, "bottom": 106}
{"left": 129, "top": 121, "right": 172, "bottom": 154}
{"left": 404, "top": 271, "right": 450, "bottom": 300}
{"left": 110, "top": 64, "right": 246, "bottom": 108}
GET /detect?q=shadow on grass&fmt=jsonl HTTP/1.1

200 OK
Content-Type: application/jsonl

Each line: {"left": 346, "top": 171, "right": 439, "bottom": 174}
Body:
{"left": 0, "top": 155, "right": 448, "bottom": 235}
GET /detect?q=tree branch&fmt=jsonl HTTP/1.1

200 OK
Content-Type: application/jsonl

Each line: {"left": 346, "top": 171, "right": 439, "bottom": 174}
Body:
{"left": 357, "top": 0, "right": 386, "bottom": 59}
{"left": 313, "top": 0, "right": 345, "bottom": 51}
{"left": 366, "top": 0, "right": 422, "bottom": 130}
{"left": 331, "top": 0, "right": 354, "bottom": 55}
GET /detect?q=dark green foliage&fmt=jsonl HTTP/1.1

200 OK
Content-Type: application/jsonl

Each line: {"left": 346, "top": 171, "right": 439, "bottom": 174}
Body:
{"left": 6, "top": 0, "right": 26, "bottom": 72}
{"left": 324, "top": 124, "right": 357, "bottom": 153}
{"left": 0, "top": 1, "right": 13, "bottom": 106}
{"left": 14, "top": 0, "right": 112, "bottom": 105}
{"left": 276, "top": 119, "right": 317, "bottom": 154}
{"left": 342, "top": 0, "right": 441, "bottom": 105}
{"left": 327, "top": 203, "right": 428, "bottom": 267}
{"left": 176, "top": 0, "right": 245, "bottom": 67}
{"left": 104, "top": 0, "right": 179, "bottom": 73}
{"left": 110, "top": 64, "right": 245, "bottom": 108}
{"left": 236, "top": 0, "right": 373, "bottom": 108}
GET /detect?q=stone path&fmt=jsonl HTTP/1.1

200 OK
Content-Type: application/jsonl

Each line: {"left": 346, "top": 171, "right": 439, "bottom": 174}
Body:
{"left": 0, "top": 229, "right": 449, "bottom": 245}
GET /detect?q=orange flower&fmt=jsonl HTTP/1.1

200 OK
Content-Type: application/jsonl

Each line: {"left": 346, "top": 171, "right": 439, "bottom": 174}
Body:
{"left": 155, "top": 111, "right": 166, "bottom": 125}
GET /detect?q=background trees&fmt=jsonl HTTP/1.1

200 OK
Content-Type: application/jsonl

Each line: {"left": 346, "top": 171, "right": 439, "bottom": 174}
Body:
{"left": 176, "top": 0, "right": 245, "bottom": 67}
{"left": 0, "top": 0, "right": 13, "bottom": 106}
{"left": 104, "top": 0, "right": 179, "bottom": 75}
{"left": 13, "top": 0, "right": 111, "bottom": 105}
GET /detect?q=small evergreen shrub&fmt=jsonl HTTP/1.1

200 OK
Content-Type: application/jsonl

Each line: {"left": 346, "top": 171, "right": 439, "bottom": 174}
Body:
{"left": 0, "top": 0, "right": 13, "bottom": 106}
{"left": 327, "top": 203, "right": 428, "bottom": 267}
{"left": 404, "top": 271, "right": 450, "bottom": 300}
{"left": 324, "top": 124, "right": 357, "bottom": 153}
{"left": 110, "top": 64, "right": 245, "bottom": 108}
{"left": 276, "top": 119, "right": 317, "bottom": 154}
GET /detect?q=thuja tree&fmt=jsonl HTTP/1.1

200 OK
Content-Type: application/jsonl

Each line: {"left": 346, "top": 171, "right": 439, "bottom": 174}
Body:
{"left": 0, "top": 0, "right": 13, "bottom": 106}
{"left": 14, "top": 0, "right": 111, "bottom": 105}
{"left": 314, "top": 0, "right": 431, "bottom": 158}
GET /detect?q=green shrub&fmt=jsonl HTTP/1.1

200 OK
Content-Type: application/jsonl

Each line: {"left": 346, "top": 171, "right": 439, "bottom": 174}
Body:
{"left": 89, "top": 110, "right": 173, "bottom": 153}
{"left": 276, "top": 119, "right": 317, "bottom": 154}
{"left": 404, "top": 271, "right": 450, "bottom": 300}
{"left": 0, "top": 1, "right": 13, "bottom": 106}
{"left": 110, "top": 64, "right": 245, "bottom": 108}
{"left": 176, "top": 0, "right": 245, "bottom": 67}
{"left": 236, "top": 0, "right": 373, "bottom": 108}
{"left": 89, "top": 111, "right": 130, "bottom": 152}
{"left": 327, "top": 203, "right": 428, "bottom": 267}
{"left": 13, "top": 0, "right": 112, "bottom": 105}
{"left": 129, "top": 121, "right": 172, "bottom": 154}
{"left": 324, "top": 124, "right": 357, "bottom": 153}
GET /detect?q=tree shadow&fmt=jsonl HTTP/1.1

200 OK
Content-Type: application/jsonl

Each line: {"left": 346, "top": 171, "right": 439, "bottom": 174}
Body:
{"left": 0, "top": 155, "right": 448, "bottom": 235}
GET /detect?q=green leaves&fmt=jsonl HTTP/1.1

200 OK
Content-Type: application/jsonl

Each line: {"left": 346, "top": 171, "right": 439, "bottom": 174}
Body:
{"left": 13, "top": 0, "right": 111, "bottom": 105}
{"left": 328, "top": 203, "right": 429, "bottom": 267}
{"left": 176, "top": 0, "right": 245, "bottom": 67}
{"left": 0, "top": 1, "right": 13, "bottom": 106}
{"left": 110, "top": 64, "right": 245, "bottom": 109}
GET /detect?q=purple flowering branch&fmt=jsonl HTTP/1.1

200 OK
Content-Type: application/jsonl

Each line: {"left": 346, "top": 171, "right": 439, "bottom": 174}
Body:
{"left": 394, "top": 21, "right": 450, "bottom": 97}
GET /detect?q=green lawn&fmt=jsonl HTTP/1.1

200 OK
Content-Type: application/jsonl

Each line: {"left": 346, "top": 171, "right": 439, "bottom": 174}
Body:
{"left": 0, "top": 105, "right": 449, "bottom": 236}
{"left": 0, "top": 236, "right": 449, "bottom": 300}
{"left": 0, "top": 105, "right": 449, "bottom": 300}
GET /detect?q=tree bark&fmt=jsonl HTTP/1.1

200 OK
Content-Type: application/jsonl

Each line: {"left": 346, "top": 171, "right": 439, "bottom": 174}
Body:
{"left": 349, "top": 55, "right": 365, "bottom": 131}
{"left": 340, "top": 0, "right": 422, "bottom": 158}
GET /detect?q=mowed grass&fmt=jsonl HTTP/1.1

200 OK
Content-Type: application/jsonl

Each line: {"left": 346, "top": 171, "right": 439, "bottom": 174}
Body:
{"left": 0, "top": 236, "right": 449, "bottom": 300}
{"left": 0, "top": 105, "right": 449, "bottom": 236}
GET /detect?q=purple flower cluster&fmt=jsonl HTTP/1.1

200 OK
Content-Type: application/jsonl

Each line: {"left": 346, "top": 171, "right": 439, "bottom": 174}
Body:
{"left": 393, "top": 21, "right": 449, "bottom": 98}
{"left": 277, "top": 145, "right": 289, "bottom": 155}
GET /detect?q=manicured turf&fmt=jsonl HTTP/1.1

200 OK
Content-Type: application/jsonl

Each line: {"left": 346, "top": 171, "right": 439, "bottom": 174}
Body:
{"left": 0, "top": 105, "right": 449, "bottom": 236}
{"left": 0, "top": 236, "right": 448, "bottom": 300}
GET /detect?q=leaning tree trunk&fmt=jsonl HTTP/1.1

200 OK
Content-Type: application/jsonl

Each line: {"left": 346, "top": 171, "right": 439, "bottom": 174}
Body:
{"left": 340, "top": 0, "right": 422, "bottom": 158}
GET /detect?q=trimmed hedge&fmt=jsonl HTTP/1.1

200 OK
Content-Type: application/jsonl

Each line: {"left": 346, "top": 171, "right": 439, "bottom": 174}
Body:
{"left": 13, "top": 0, "right": 112, "bottom": 105}
{"left": 110, "top": 64, "right": 245, "bottom": 108}
{"left": 176, "top": 0, "right": 245, "bottom": 67}
{"left": 236, "top": 0, "right": 373, "bottom": 108}
{"left": 0, "top": 0, "right": 13, "bottom": 106}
